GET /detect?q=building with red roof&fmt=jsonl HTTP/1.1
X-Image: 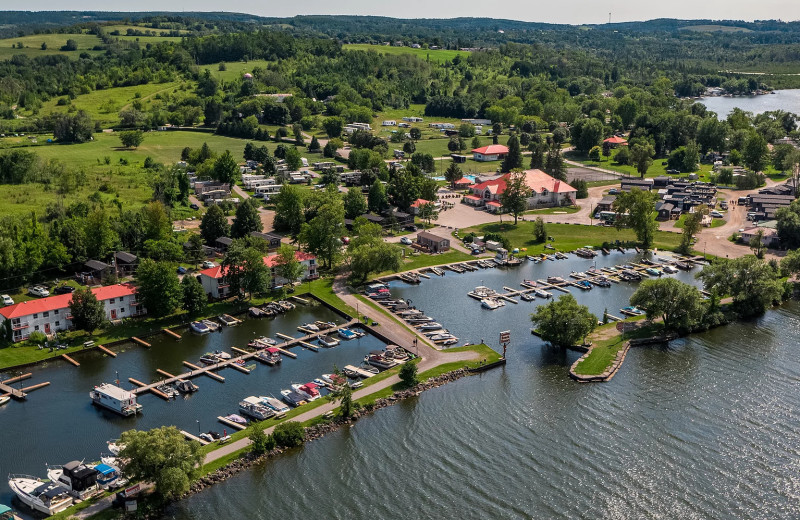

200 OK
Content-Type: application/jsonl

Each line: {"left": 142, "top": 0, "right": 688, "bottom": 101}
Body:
{"left": 603, "top": 136, "right": 628, "bottom": 146}
{"left": 464, "top": 169, "right": 577, "bottom": 213}
{"left": 471, "top": 144, "right": 509, "bottom": 162}
{"left": 0, "top": 284, "right": 143, "bottom": 343}
{"left": 409, "top": 198, "right": 441, "bottom": 215}
{"left": 198, "top": 251, "right": 318, "bottom": 298}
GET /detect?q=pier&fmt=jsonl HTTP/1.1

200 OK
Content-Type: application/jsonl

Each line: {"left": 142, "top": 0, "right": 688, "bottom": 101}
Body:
{"left": 61, "top": 353, "right": 80, "bottom": 366}
{"left": 343, "top": 364, "right": 376, "bottom": 378}
{"left": 217, "top": 415, "right": 247, "bottom": 431}
{"left": 96, "top": 344, "right": 117, "bottom": 357}
{"left": 0, "top": 380, "right": 27, "bottom": 400}
{"left": 132, "top": 337, "right": 151, "bottom": 348}
{"left": 180, "top": 430, "right": 209, "bottom": 445}
{"left": 163, "top": 328, "right": 182, "bottom": 340}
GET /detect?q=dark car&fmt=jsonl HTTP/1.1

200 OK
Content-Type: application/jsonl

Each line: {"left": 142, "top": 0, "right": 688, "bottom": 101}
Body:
{"left": 177, "top": 266, "right": 187, "bottom": 275}
{"left": 404, "top": 225, "right": 418, "bottom": 232}
{"left": 666, "top": 169, "right": 679, "bottom": 175}
{"left": 53, "top": 285, "right": 75, "bottom": 294}
{"left": 190, "top": 203, "right": 200, "bottom": 210}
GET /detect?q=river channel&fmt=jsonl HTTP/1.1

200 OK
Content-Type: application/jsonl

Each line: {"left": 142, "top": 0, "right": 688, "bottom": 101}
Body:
{"left": 169, "top": 251, "right": 800, "bottom": 519}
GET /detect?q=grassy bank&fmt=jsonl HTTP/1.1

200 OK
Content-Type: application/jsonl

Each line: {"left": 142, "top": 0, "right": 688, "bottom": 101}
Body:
{"left": 572, "top": 318, "right": 659, "bottom": 376}
{"left": 378, "top": 249, "right": 475, "bottom": 277}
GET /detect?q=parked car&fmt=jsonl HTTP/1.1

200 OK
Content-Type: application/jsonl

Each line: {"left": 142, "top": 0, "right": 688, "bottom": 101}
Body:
{"left": 202, "top": 261, "right": 216, "bottom": 269}
{"left": 400, "top": 237, "right": 412, "bottom": 245}
{"left": 28, "top": 286, "right": 50, "bottom": 297}
{"left": 177, "top": 266, "right": 187, "bottom": 274}
{"left": 710, "top": 210, "right": 724, "bottom": 218}
{"left": 404, "top": 225, "right": 418, "bottom": 232}
{"left": 1, "top": 295, "right": 13, "bottom": 306}
{"left": 666, "top": 169, "right": 680, "bottom": 175}
{"left": 190, "top": 203, "right": 200, "bottom": 210}
{"left": 607, "top": 188, "right": 619, "bottom": 195}
{"left": 53, "top": 285, "right": 75, "bottom": 294}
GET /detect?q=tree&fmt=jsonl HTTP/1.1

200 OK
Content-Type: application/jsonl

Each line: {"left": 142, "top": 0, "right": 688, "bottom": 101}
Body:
{"left": 588, "top": 146, "right": 602, "bottom": 162}
{"left": 136, "top": 259, "right": 182, "bottom": 317}
{"left": 399, "top": 362, "right": 419, "bottom": 388}
{"left": 749, "top": 229, "right": 766, "bottom": 258}
{"left": 347, "top": 217, "right": 402, "bottom": 282}
{"left": 181, "top": 275, "right": 206, "bottom": 315}
{"left": 248, "top": 425, "right": 275, "bottom": 455}
{"left": 716, "top": 167, "right": 734, "bottom": 186}
{"left": 274, "top": 244, "right": 304, "bottom": 288}
{"left": 613, "top": 188, "right": 658, "bottom": 248}
{"left": 680, "top": 205, "right": 707, "bottom": 254}
{"left": 402, "top": 140, "right": 416, "bottom": 155}
{"left": 743, "top": 132, "right": 770, "bottom": 172}
{"left": 499, "top": 170, "right": 529, "bottom": 225}
{"left": 630, "top": 278, "right": 702, "bottom": 331}
{"left": 530, "top": 294, "right": 596, "bottom": 347}
{"left": 573, "top": 179, "right": 588, "bottom": 199}
{"left": 697, "top": 117, "right": 727, "bottom": 154}
{"left": 409, "top": 127, "right": 421, "bottom": 140}
{"left": 572, "top": 118, "right": 604, "bottom": 152}
{"left": 222, "top": 243, "right": 270, "bottom": 299}
{"left": 185, "top": 233, "right": 206, "bottom": 267}
{"left": 272, "top": 421, "right": 305, "bottom": 448}
{"left": 212, "top": 150, "right": 239, "bottom": 186}
{"left": 343, "top": 186, "right": 368, "bottom": 219}
{"left": 418, "top": 202, "right": 438, "bottom": 226}
{"left": 501, "top": 135, "right": 524, "bottom": 172}
{"left": 118, "top": 130, "right": 144, "bottom": 149}
{"left": 459, "top": 123, "right": 475, "bottom": 138}
{"left": 200, "top": 204, "right": 230, "bottom": 244}
{"left": 472, "top": 136, "right": 481, "bottom": 150}
{"left": 614, "top": 146, "right": 631, "bottom": 166}
{"left": 307, "top": 135, "right": 321, "bottom": 152}
{"left": 69, "top": 287, "right": 106, "bottom": 334}
{"left": 544, "top": 145, "right": 567, "bottom": 181}
{"left": 630, "top": 143, "right": 655, "bottom": 178}
{"left": 322, "top": 116, "right": 344, "bottom": 138}
{"left": 119, "top": 426, "right": 202, "bottom": 500}
{"left": 231, "top": 199, "right": 263, "bottom": 238}
{"left": 532, "top": 217, "right": 547, "bottom": 243}
{"left": 776, "top": 200, "right": 800, "bottom": 248}
{"left": 780, "top": 249, "right": 800, "bottom": 275}
{"left": 368, "top": 181, "right": 389, "bottom": 214}
{"left": 668, "top": 142, "right": 700, "bottom": 173}
{"left": 53, "top": 111, "right": 93, "bottom": 143}
{"left": 299, "top": 196, "right": 345, "bottom": 269}
{"left": 697, "top": 256, "right": 784, "bottom": 317}
{"left": 285, "top": 146, "right": 302, "bottom": 172}
{"left": 616, "top": 96, "right": 638, "bottom": 128}
{"left": 444, "top": 162, "right": 462, "bottom": 189}
{"left": 274, "top": 184, "right": 306, "bottom": 236}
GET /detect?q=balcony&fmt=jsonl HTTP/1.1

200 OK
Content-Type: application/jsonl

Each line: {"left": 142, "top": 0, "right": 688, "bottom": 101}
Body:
{"left": 11, "top": 322, "right": 29, "bottom": 331}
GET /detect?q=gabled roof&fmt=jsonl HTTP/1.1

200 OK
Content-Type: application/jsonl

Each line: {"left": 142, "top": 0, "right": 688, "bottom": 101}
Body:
{"left": 115, "top": 251, "right": 137, "bottom": 264}
{"left": 199, "top": 252, "right": 316, "bottom": 278}
{"left": 470, "top": 170, "right": 576, "bottom": 197}
{"left": 471, "top": 145, "right": 509, "bottom": 155}
{"left": 454, "top": 177, "right": 473, "bottom": 185}
{"left": 410, "top": 198, "right": 432, "bottom": 208}
{"left": 417, "top": 231, "right": 448, "bottom": 242}
{"left": 604, "top": 136, "right": 628, "bottom": 144}
{"left": 0, "top": 284, "right": 136, "bottom": 319}
{"left": 85, "top": 260, "right": 109, "bottom": 271}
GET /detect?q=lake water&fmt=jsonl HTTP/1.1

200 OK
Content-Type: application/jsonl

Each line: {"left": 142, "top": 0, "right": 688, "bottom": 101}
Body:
{"left": 697, "top": 89, "right": 800, "bottom": 119}
{"left": 169, "top": 253, "right": 800, "bottom": 519}
{"left": 0, "top": 301, "right": 389, "bottom": 518}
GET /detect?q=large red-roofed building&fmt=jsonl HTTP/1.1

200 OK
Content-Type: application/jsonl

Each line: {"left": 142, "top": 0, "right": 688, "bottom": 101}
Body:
{"left": 0, "top": 284, "right": 144, "bottom": 343}
{"left": 198, "top": 251, "right": 318, "bottom": 298}
{"left": 471, "top": 144, "right": 509, "bottom": 162}
{"left": 464, "top": 169, "right": 577, "bottom": 213}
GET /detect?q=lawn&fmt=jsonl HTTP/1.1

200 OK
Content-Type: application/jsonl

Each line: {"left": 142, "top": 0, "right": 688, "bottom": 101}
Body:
{"left": 380, "top": 249, "right": 476, "bottom": 276}
{"left": 573, "top": 318, "right": 658, "bottom": 376}
{"left": 0, "top": 33, "right": 103, "bottom": 61}
{"left": 463, "top": 221, "right": 683, "bottom": 255}
{"left": 205, "top": 60, "right": 274, "bottom": 82}
{"left": 673, "top": 214, "right": 726, "bottom": 229}
{"left": 565, "top": 149, "right": 715, "bottom": 180}
{"left": 525, "top": 206, "right": 581, "bottom": 215}
{"left": 343, "top": 44, "right": 470, "bottom": 63}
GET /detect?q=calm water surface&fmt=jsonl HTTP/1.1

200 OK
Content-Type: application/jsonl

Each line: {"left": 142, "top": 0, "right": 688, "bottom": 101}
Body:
{"left": 169, "top": 253, "right": 800, "bottom": 519}
{"left": 697, "top": 89, "right": 800, "bottom": 119}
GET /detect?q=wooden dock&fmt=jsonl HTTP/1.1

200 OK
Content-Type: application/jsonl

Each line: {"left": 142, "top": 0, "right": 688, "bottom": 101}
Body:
{"left": 181, "top": 430, "right": 209, "bottom": 445}
{"left": 61, "top": 353, "right": 80, "bottom": 366}
{"left": 156, "top": 369, "right": 175, "bottom": 378}
{"left": 132, "top": 337, "right": 151, "bottom": 348}
{"left": 275, "top": 332, "right": 293, "bottom": 341}
{"left": 0, "top": 381, "right": 27, "bottom": 400}
{"left": 299, "top": 340, "right": 319, "bottom": 352}
{"left": 343, "top": 364, "right": 376, "bottom": 378}
{"left": 20, "top": 381, "right": 50, "bottom": 393}
{"left": 97, "top": 344, "right": 117, "bottom": 357}
{"left": 217, "top": 415, "right": 247, "bottom": 431}
{"left": 163, "top": 328, "right": 181, "bottom": 340}
{"left": 290, "top": 296, "right": 309, "bottom": 305}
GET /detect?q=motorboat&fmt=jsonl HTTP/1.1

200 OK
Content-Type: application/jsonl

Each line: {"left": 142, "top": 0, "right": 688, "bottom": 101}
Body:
{"left": 385, "top": 345, "right": 409, "bottom": 361}
{"left": 46, "top": 461, "right": 100, "bottom": 499}
{"left": 663, "top": 265, "right": 679, "bottom": 274}
{"left": 0, "top": 504, "right": 20, "bottom": 520}
{"left": 174, "top": 379, "right": 198, "bottom": 394}
{"left": 277, "top": 301, "right": 295, "bottom": 311}
{"left": 201, "top": 319, "right": 220, "bottom": 331}
{"left": 468, "top": 286, "right": 497, "bottom": 299}
{"left": 406, "top": 316, "right": 433, "bottom": 323}
{"left": 645, "top": 268, "right": 662, "bottom": 276}
{"left": 318, "top": 335, "right": 340, "bottom": 348}
{"left": 198, "top": 431, "right": 222, "bottom": 443}
{"left": 522, "top": 280, "right": 537, "bottom": 287}
{"left": 249, "top": 336, "right": 278, "bottom": 348}
{"left": 620, "top": 306, "right": 645, "bottom": 316}
{"left": 357, "top": 363, "right": 380, "bottom": 375}
{"left": 239, "top": 396, "right": 275, "bottom": 420}
{"left": 429, "top": 333, "right": 457, "bottom": 342}
{"left": 547, "top": 276, "right": 565, "bottom": 284}
{"left": 199, "top": 353, "right": 218, "bottom": 365}
{"left": 218, "top": 314, "right": 240, "bottom": 326}
{"left": 213, "top": 350, "right": 231, "bottom": 360}
{"left": 321, "top": 373, "right": 335, "bottom": 384}
{"left": 155, "top": 383, "right": 179, "bottom": 399}
{"left": 0, "top": 396, "right": 9, "bottom": 406}
{"left": 417, "top": 322, "right": 443, "bottom": 331}
{"left": 555, "top": 252, "right": 568, "bottom": 259}
{"left": 299, "top": 323, "right": 320, "bottom": 332}
{"left": 338, "top": 328, "right": 358, "bottom": 340}
{"left": 575, "top": 280, "right": 593, "bottom": 290}
{"left": 364, "top": 351, "right": 398, "bottom": 370}
{"left": 349, "top": 380, "right": 363, "bottom": 389}
{"left": 439, "top": 338, "right": 459, "bottom": 346}
{"left": 592, "top": 277, "right": 612, "bottom": 288}
{"left": 223, "top": 414, "right": 248, "bottom": 426}
{"left": 189, "top": 321, "right": 211, "bottom": 334}
{"left": 106, "top": 440, "right": 124, "bottom": 456}
{"left": 280, "top": 389, "right": 306, "bottom": 407}
{"left": 481, "top": 298, "right": 505, "bottom": 310}
{"left": 93, "top": 463, "right": 124, "bottom": 490}
{"left": 259, "top": 396, "right": 290, "bottom": 414}
{"left": 90, "top": 384, "right": 142, "bottom": 416}
{"left": 521, "top": 293, "right": 535, "bottom": 301}
{"left": 292, "top": 383, "right": 320, "bottom": 401}
{"left": 535, "top": 289, "right": 553, "bottom": 299}
{"left": 258, "top": 347, "right": 282, "bottom": 366}
{"left": 7, "top": 475, "right": 73, "bottom": 516}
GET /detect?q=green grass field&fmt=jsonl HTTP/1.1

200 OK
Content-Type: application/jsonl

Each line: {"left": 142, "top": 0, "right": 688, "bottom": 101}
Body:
{"left": 0, "top": 33, "right": 103, "bottom": 61}
{"left": 565, "top": 149, "right": 715, "bottom": 180}
{"left": 205, "top": 60, "right": 274, "bottom": 82}
{"left": 343, "top": 44, "right": 470, "bottom": 63}
{"left": 463, "top": 221, "right": 683, "bottom": 254}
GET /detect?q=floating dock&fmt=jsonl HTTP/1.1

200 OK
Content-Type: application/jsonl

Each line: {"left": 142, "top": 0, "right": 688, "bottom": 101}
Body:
{"left": 61, "top": 354, "right": 80, "bottom": 366}
{"left": 299, "top": 340, "right": 319, "bottom": 352}
{"left": 97, "top": 344, "right": 117, "bottom": 357}
{"left": 217, "top": 415, "right": 247, "bottom": 431}
{"left": 290, "top": 296, "right": 309, "bottom": 305}
{"left": 181, "top": 430, "right": 209, "bottom": 445}
{"left": 163, "top": 328, "right": 181, "bottom": 340}
{"left": 20, "top": 381, "right": 50, "bottom": 393}
{"left": 343, "top": 364, "right": 376, "bottom": 378}
{"left": 132, "top": 337, "right": 151, "bottom": 348}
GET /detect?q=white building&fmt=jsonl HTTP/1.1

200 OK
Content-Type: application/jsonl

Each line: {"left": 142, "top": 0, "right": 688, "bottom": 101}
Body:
{"left": 198, "top": 251, "right": 318, "bottom": 298}
{"left": 382, "top": 120, "right": 397, "bottom": 126}
{"left": 0, "top": 284, "right": 144, "bottom": 343}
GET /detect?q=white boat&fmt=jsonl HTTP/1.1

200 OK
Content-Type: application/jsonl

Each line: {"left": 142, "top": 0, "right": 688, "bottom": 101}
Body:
{"left": 317, "top": 335, "right": 340, "bottom": 348}
{"left": 259, "top": 396, "right": 290, "bottom": 414}
{"left": 291, "top": 383, "right": 321, "bottom": 401}
{"left": 106, "top": 440, "right": 124, "bottom": 456}
{"left": 155, "top": 383, "right": 179, "bottom": 399}
{"left": 90, "top": 384, "right": 142, "bottom": 416}
{"left": 299, "top": 323, "right": 319, "bottom": 332}
{"left": 189, "top": 321, "right": 211, "bottom": 334}
{"left": 481, "top": 298, "right": 505, "bottom": 310}
{"left": 663, "top": 265, "right": 678, "bottom": 273}
{"left": 258, "top": 347, "right": 282, "bottom": 366}
{"left": 201, "top": 319, "right": 220, "bottom": 331}
{"left": 213, "top": 350, "right": 231, "bottom": 360}
{"left": 223, "top": 414, "right": 248, "bottom": 425}
{"left": 7, "top": 475, "right": 73, "bottom": 516}
{"left": 93, "top": 462, "right": 125, "bottom": 490}
{"left": 521, "top": 293, "right": 535, "bottom": 301}
{"left": 239, "top": 396, "right": 275, "bottom": 420}
{"left": 535, "top": 289, "right": 552, "bottom": 299}
{"left": 417, "top": 322, "right": 443, "bottom": 331}
{"left": 0, "top": 395, "right": 9, "bottom": 406}
{"left": 46, "top": 461, "right": 100, "bottom": 500}
{"left": 338, "top": 328, "right": 358, "bottom": 340}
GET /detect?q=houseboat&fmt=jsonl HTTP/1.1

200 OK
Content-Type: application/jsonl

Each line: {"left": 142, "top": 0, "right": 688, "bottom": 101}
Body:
{"left": 239, "top": 396, "right": 275, "bottom": 421}
{"left": 90, "top": 384, "right": 142, "bottom": 416}
{"left": 258, "top": 347, "right": 282, "bottom": 366}
{"left": 46, "top": 461, "right": 100, "bottom": 499}
{"left": 7, "top": 476, "right": 73, "bottom": 516}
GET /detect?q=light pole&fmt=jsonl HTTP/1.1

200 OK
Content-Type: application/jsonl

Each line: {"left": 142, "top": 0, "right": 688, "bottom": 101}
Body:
{"left": 197, "top": 420, "right": 200, "bottom": 434}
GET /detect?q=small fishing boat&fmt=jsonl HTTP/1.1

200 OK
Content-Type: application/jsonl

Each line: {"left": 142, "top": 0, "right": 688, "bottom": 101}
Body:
{"left": 0, "top": 395, "right": 10, "bottom": 406}
{"left": 259, "top": 396, "right": 290, "bottom": 414}
{"left": 201, "top": 319, "right": 220, "bottom": 331}
{"left": 663, "top": 265, "right": 679, "bottom": 274}
{"left": 417, "top": 322, "right": 443, "bottom": 331}
{"left": 620, "top": 306, "right": 645, "bottom": 316}
{"left": 338, "top": 328, "right": 358, "bottom": 340}
{"left": 223, "top": 414, "right": 248, "bottom": 425}
{"left": 317, "top": 335, "right": 340, "bottom": 348}
{"left": 155, "top": 383, "right": 179, "bottom": 399}
{"left": 575, "top": 280, "right": 592, "bottom": 290}
{"left": 189, "top": 321, "right": 211, "bottom": 334}
{"left": 645, "top": 268, "right": 662, "bottom": 276}
{"left": 175, "top": 379, "right": 198, "bottom": 393}
{"left": 199, "top": 353, "right": 218, "bottom": 365}
{"left": 280, "top": 389, "right": 306, "bottom": 407}
{"left": 258, "top": 347, "right": 282, "bottom": 366}
{"left": 535, "top": 289, "right": 553, "bottom": 299}
{"left": 481, "top": 298, "right": 505, "bottom": 310}
{"left": 239, "top": 396, "right": 275, "bottom": 420}
{"left": 521, "top": 293, "right": 535, "bottom": 301}
{"left": 298, "top": 323, "right": 320, "bottom": 332}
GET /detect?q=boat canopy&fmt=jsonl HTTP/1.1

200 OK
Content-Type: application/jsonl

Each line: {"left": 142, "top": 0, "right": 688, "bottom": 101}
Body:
{"left": 34, "top": 483, "right": 69, "bottom": 498}
{"left": 266, "top": 347, "right": 279, "bottom": 353}
{"left": 94, "top": 464, "right": 116, "bottom": 475}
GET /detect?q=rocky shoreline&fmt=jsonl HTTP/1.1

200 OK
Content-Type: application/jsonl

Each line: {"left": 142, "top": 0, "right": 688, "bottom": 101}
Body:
{"left": 569, "top": 341, "right": 631, "bottom": 383}
{"left": 184, "top": 368, "right": 471, "bottom": 497}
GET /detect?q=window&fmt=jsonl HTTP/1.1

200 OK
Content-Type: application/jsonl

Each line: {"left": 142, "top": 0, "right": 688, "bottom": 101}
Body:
{"left": 43, "top": 311, "right": 49, "bottom": 318}
{"left": 33, "top": 313, "right": 38, "bottom": 319}
{"left": 55, "top": 321, "right": 60, "bottom": 327}
{"left": 34, "top": 325, "right": 39, "bottom": 331}
{"left": 110, "top": 298, "right": 115, "bottom": 304}
{"left": 119, "top": 296, "right": 124, "bottom": 302}
{"left": 120, "top": 308, "right": 125, "bottom": 313}
{"left": 54, "top": 309, "right": 59, "bottom": 315}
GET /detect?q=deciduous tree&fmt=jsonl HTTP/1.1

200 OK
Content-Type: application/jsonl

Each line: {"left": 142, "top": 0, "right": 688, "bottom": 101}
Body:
{"left": 69, "top": 287, "right": 106, "bottom": 334}
{"left": 630, "top": 278, "right": 702, "bottom": 331}
{"left": 231, "top": 199, "right": 263, "bottom": 238}
{"left": 299, "top": 196, "right": 345, "bottom": 269}
{"left": 613, "top": 188, "right": 658, "bottom": 248}
{"left": 118, "top": 130, "right": 144, "bottom": 149}
{"left": 530, "top": 294, "right": 596, "bottom": 347}
{"left": 200, "top": 204, "right": 230, "bottom": 244}
{"left": 697, "top": 256, "right": 784, "bottom": 317}
{"left": 343, "top": 186, "right": 367, "bottom": 219}
{"left": 274, "top": 244, "right": 304, "bottom": 287}
{"left": 136, "top": 259, "right": 182, "bottom": 317}
{"left": 499, "top": 170, "right": 529, "bottom": 225}
{"left": 181, "top": 274, "right": 206, "bottom": 315}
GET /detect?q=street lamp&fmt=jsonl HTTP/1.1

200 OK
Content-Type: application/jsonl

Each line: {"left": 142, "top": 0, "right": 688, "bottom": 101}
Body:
{"left": 197, "top": 420, "right": 200, "bottom": 434}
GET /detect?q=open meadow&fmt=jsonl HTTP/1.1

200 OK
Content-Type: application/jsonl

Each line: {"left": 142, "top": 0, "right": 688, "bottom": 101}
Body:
{"left": 343, "top": 44, "right": 470, "bottom": 63}
{"left": 0, "top": 32, "right": 103, "bottom": 60}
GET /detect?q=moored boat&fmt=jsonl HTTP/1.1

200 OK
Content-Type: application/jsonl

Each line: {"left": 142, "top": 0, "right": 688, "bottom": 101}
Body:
{"left": 258, "top": 347, "right": 282, "bottom": 365}
{"left": 663, "top": 265, "right": 679, "bottom": 274}
{"left": 298, "top": 322, "right": 319, "bottom": 332}
{"left": 317, "top": 335, "right": 340, "bottom": 348}
{"left": 7, "top": 475, "right": 73, "bottom": 516}
{"left": 0, "top": 396, "right": 10, "bottom": 406}
{"left": 645, "top": 268, "right": 662, "bottom": 276}
{"left": 199, "top": 353, "right": 218, "bottom": 365}
{"left": 46, "top": 461, "right": 100, "bottom": 499}
{"left": 535, "top": 289, "right": 552, "bottom": 299}
{"left": 223, "top": 414, "right": 248, "bottom": 425}
{"left": 364, "top": 351, "right": 398, "bottom": 370}
{"left": 521, "top": 293, "right": 535, "bottom": 301}
{"left": 259, "top": 396, "right": 290, "bottom": 414}
{"left": 338, "top": 328, "right": 358, "bottom": 340}
{"left": 417, "top": 322, "right": 443, "bottom": 331}
{"left": 175, "top": 379, "right": 198, "bottom": 393}
{"left": 292, "top": 383, "right": 321, "bottom": 401}
{"left": 620, "top": 306, "right": 645, "bottom": 316}
{"left": 189, "top": 321, "right": 211, "bottom": 334}
{"left": 280, "top": 389, "right": 306, "bottom": 407}
{"left": 155, "top": 383, "right": 179, "bottom": 399}
{"left": 481, "top": 298, "right": 505, "bottom": 310}
{"left": 201, "top": 319, "right": 220, "bottom": 331}
{"left": 239, "top": 396, "right": 275, "bottom": 420}
{"left": 90, "top": 384, "right": 142, "bottom": 416}
{"left": 93, "top": 463, "right": 124, "bottom": 490}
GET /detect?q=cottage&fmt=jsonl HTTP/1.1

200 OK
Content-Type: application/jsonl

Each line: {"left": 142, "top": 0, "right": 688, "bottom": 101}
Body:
{"left": 81, "top": 260, "right": 111, "bottom": 284}
{"left": 740, "top": 226, "right": 780, "bottom": 248}
{"left": 198, "top": 251, "right": 318, "bottom": 298}
{"left": 114, "top": 252, "right": 138, "bottom": 275}
{"left": 215, "top": 237, "right": 234, "bottom": 252}
{"left": 416, "top": 231, "right": 450, "bottom": 253}
{"left": 466, "top": 169, "right": 577, "bottom": 212}
{"left": 409, "top": 198, "right": 436, "bottom": 215}
{"left": 249, "top": 231, "right": 282, "bottom": 249}
{"left": 471, "top": 144, "right": 509, "bottom": 162}
{"left": 453, "top": 177, "right": 473, "bottom": 189}
{"left": 595, "top": 195, "right": 616, "bottom": 213}
{"left": 0, "top": 284, "right": 145, "bottom": 342}
{"left": 656, "top": 203, "right": 675, "bottom": 221}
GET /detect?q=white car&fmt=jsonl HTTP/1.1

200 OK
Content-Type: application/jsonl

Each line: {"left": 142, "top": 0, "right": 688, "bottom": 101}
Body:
{"left": 400, "top": 237, "right": 412, "bottom": 245}
{"left": 202, "top": 261, "right": 216, "bottom": 269}
{"left": 710, "top": 210, "right": 724, "bottom": 218}
{"left": 1, "top": 295, "right": 13, "bottom": 306}
{"left": 28, "top": 286, "right": 50, "bottom": 297}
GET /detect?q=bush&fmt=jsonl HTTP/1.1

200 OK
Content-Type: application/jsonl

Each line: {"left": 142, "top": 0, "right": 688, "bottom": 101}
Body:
{"left": 26, "top": 331, "right": 47, "bottom": 344}
{"left": 249, "top": 426, "right": 275, "bottom": 455}
{"left": 399, "top": 362, "right": 419, "bottom": 388}
{"left": 272, "top": 421, "right": 305, "bottom": 448}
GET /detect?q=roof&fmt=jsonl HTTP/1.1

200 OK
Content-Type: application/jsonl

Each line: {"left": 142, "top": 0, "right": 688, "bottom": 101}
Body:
{"left": 604, "top": 136, "right": 628, "bottom": 144}
{"left": 115, "top": 251, "right": 137, "bottom": 264}
{"left": 0, "top": 284, "right": 136, "bottom": 319}
{"left": 85, "top": 259, "right": 109, "bottom": 271}
{"left": 598, "top": 195, "right": 616, "bottom": 205}
{"left": 215, "top": 237, "right": 233, "bottom": 246}
{"left": 95, "top": 463, "right": 115, "bottom": 475}
{"left": 417, "top": 231, "right": 448, "bottom": 242}
{"left": 454, "top": 177, "right": 473, "bottom": 184}
{"left": 471, "top": 170, "right": 575, "bottom": 197}
{"left": 487, "top": 201, "right": 503, "bottom": 207}
{"left": 410, "top": 198, "right": 432, "bottom": 208}
{"left": 471, "top": 145, "right": 509, "bottom": 155}
{"left": 464, "top": 195, "right": 482, "bottom": 201}
{"left": 200, "top": 251, "right": 316, "bottom": 278}
{"left": 94, "top": 383, "right": 134, "bottom": 400}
